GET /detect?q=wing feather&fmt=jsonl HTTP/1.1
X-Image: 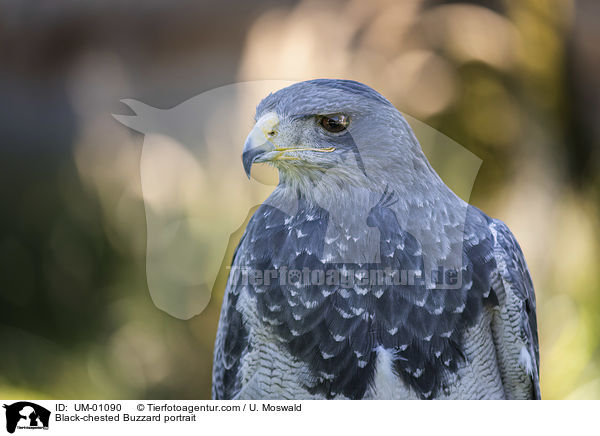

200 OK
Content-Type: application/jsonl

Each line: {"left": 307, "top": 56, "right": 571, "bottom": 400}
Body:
{"left": 490, "top": 219, "right": 540, "bottom": 399}
{"left": 212, "top": 232, "right": 250, "bottom": 400}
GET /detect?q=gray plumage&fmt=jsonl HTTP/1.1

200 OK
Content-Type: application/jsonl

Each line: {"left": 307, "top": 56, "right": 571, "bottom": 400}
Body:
{"left": 212, "top": 79, "right": 540, "bottom": 400}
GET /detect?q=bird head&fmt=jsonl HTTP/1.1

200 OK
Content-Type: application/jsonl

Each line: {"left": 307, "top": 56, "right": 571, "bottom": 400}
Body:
{"left": 242, "top": 79, "right": 427, "bottom": 192}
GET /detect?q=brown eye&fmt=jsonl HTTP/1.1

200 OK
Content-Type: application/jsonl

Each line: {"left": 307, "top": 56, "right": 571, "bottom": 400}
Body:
{"left": 319, "top": 114, "right": 349, "bottom": 133}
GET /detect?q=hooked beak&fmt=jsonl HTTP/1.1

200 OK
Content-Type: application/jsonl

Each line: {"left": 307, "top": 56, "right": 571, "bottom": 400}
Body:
{"left": 242, "top": 112, "right": 337, "bottom": 178}
{"left": 242, "top": 125, "right": 276, "bottom": 178}
{"left": 242, "top": 112, "right": 279, "bottom": 178}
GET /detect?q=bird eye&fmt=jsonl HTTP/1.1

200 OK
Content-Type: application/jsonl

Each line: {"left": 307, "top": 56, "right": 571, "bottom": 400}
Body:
{"left": 318, "top": 114, "right": 349, "bottom": 133}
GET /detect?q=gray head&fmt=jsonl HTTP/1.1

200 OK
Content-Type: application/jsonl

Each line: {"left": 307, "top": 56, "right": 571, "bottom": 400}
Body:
{"left": 242, "top": 79, "right": 438, "bottom": 195}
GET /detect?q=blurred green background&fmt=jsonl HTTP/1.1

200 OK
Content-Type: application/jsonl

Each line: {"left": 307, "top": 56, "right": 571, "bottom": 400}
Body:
{"left": 1, "top": 0, "right": 600, "bottom": 400}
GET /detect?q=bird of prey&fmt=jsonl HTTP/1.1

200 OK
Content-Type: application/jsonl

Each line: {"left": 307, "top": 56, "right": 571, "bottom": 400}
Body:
{"left": 212, "top": 79, "right": 540, "bottom": 400}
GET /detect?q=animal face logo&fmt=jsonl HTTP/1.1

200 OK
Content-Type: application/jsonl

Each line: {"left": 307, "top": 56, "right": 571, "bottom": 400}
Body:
{"left": 113, "top": 81, "right": 291, "bottom": 320}
{"left": 3, "top": 402, "right": 50, "bottom": 434}
{"left": 113, "top": 80, "right": 482, "bottom": 319}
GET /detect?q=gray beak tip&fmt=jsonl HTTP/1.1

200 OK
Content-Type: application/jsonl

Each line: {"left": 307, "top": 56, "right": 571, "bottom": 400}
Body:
{"left": 242, "top": 149, "right": 257, "bottom": 179}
